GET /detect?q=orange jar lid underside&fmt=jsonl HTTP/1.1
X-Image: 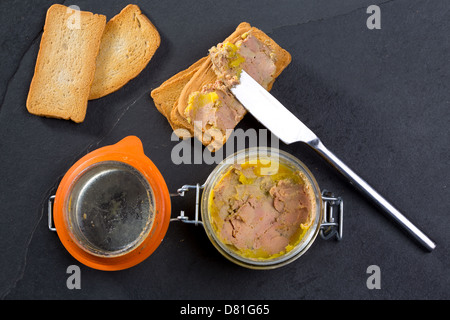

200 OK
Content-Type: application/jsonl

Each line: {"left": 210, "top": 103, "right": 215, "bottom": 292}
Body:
{"left": 53, "top": 136, "right": 171, "bottom": 271}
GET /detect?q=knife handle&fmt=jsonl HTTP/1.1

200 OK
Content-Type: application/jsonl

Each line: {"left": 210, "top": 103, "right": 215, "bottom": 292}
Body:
{"left": 309, "top": 139, "right": 436, "bottom": 251}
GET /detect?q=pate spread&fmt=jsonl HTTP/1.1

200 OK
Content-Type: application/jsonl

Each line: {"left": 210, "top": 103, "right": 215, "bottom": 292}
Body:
{"left": 184, "top": 31, "right": 277, "bottom": 151}
{"left": 209, "top": 160, "right": 316, "bottom": 260}
{"left": 209, "top": 32, "right": 277, "bottom": 89}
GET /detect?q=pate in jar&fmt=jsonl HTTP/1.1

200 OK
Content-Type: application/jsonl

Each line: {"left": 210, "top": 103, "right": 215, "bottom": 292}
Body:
{"left": 199, "top": 147, "right": 330, "bottom": 270}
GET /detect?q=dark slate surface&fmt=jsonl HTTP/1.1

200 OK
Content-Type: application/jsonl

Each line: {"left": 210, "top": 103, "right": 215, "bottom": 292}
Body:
{"left": 0, "top": 0, "right": 448, "bottom": 300}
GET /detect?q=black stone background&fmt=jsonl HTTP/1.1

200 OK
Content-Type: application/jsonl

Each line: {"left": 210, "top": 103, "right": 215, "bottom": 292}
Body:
{"left": 0, "top": 0, "right": 448, "bottom": 300}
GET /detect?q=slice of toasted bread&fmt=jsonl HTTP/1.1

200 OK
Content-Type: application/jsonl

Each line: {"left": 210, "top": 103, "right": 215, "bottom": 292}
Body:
{"left": 175, "top": 23, "right": 253, "bottom": 121}
{"left": 176, "top": 22, "right": 292, "bottom": 151}
{"left": 89, "top": 4, "right": 160, "bottom": 100}
{"left": 150, "top": 22, "right": 292, "bottom": 151}
{"left": 26, "top": 4, "right": 106, "bottom": 123}
{"left": 151, "top": 23, "right": 253, "bottom": 137}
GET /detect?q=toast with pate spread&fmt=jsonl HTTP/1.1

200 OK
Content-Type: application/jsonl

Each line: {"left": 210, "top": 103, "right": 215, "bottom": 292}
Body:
{"left": 151, "top": 22, "right": 292, "bottom": 151}
{"left": 89, "top": 4, "right": 161, "bottom": 100}
{"left": 26, "top": 4, "right": 106, "bottom": 123}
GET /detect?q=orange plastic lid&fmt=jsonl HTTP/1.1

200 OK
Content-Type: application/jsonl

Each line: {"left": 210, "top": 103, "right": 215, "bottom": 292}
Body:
{"left": 53, "top": 136, "right": 171, "bottom": 271}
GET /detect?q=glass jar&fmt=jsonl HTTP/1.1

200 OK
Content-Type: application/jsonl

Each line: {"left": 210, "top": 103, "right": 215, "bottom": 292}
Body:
{"left": 201, "top": 147, "right": 323, "bottom": 269}
{"left": 174, "top": 147, "right": 343, "bottom": 270}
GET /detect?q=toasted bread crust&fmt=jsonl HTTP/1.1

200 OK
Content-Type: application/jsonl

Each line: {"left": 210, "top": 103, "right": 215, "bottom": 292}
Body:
{"left": 151, "top": 57, "right": 208, "bottom": 135}
{"left": 89, "top": 4, "right": 160, "bottom": 100}
{"left": 151, "top": 57, "right": 207, "bottom": 120}
{"left": 26, "top": 4, "right": 106, "bottom": 123}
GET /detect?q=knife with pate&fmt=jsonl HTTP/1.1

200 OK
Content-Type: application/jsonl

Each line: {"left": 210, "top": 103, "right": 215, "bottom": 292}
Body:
{"left": 231, "top": 70, "right": 436, "bottom": 251}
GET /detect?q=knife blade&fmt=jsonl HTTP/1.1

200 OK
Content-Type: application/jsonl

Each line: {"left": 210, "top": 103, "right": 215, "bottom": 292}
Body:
{"left": 231, "top": 70, "right": 436, "bottom": 251}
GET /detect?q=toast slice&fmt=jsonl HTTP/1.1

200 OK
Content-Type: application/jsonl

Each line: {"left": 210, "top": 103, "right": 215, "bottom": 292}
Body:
{"left": 26, "top": 4, "right": 106, "bottom": 123}
{"left": 175, "top": 23, "right": 252, "bottom": 120}
{"left": 177, "top": 22, "right": 292, "bottom": 151}
{"left": 150, "top": 22, "right": 291, "bottom": 151}
{"left": 89, "top": 4, "right": 161, "bottom": 100}
{"left": 150, "top": 24, "right": 254, "bottom": 138}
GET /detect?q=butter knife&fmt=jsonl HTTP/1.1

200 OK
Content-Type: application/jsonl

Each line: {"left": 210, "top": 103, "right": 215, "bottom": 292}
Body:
{"left": 231, "top": 70, "right": 436, "bottom": 251}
